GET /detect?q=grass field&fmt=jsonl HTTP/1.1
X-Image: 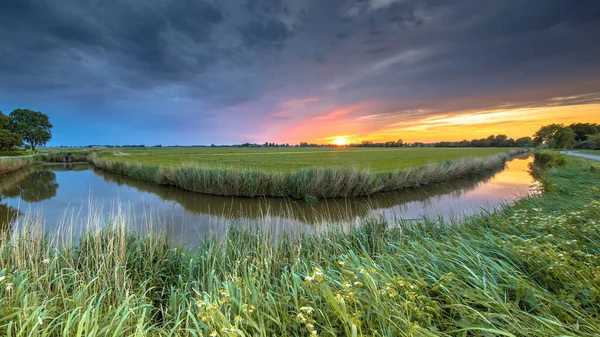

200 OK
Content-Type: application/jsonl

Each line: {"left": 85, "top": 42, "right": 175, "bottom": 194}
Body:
{"left": 1, "top": 153, "right": 599, "bottom": 336}
{"left": 97, "top": 147, "right": 514, "bottom": 171}
{"left": 90, "top": 149, "right": 529, "bottom": 199}
{"left": 577, "top": 149, "right": 600, "bottom": 156}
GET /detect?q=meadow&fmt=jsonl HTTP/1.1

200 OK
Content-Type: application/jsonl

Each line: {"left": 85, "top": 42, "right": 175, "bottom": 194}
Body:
{"left": 1, "top": 152, "right": 599, "bottom": 336}
{"left": 90, "top": 149, "right": 529, "bottom": 199}
{"left": 96, "top": 147, "right": 513, "bottom": 171}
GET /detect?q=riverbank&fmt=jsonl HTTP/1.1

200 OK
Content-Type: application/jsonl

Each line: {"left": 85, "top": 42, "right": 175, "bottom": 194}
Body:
{"left": 1, "top": 152, "right": 598, "bottom": 336}
{"left": 88, "top": 149, "right": 530, "bottom": 199}
{"left": 0, "top": 157, "right": 36, "bottom": 175}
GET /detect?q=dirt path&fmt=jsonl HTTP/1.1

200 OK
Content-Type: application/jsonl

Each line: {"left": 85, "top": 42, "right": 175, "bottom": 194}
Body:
{"left": 562, "top": 151, "right": 600, "bottom": 162}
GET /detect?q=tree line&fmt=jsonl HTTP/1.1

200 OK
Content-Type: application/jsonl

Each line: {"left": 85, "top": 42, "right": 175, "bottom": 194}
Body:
{"left": 432, "top": 135, "right": 533, "bottom": 148}
{"left": 0, "top": 109, "right": 53, "bottom": 151}
{"left": 533, "top": 122, "right": 600, "bottom": 149}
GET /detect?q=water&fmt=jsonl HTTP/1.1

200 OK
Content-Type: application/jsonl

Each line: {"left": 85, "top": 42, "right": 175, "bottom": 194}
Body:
{"left": 0, "top": 155, "right": 538, "bottom": 245}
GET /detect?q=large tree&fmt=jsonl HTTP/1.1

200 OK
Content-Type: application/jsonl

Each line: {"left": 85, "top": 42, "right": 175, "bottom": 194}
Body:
{"left": 533, "top": 124, "right": 563, "bottom": 146}
{"left": 0, "top": 129, "right": 23, "bottom": 151}
{"left": 0, "top": 111, "right": 23, "bottom": 151}
{"left": 554, "top": 127, "right": 576, "bottom": 149}
{"left": 588, "top": 133, "right": 600, "bottom": 148}
{"left": 8, "top": 109, "right": 53, "bottom": 151}
{"left": 568, "top": 123, "right": 600, "bottom": 142}
{"left": 0, "top": 111, "right": 9, "bottom": 129}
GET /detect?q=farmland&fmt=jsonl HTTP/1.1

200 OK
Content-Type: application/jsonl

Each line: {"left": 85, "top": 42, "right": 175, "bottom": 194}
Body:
{"left": 96, "top": 147, "right": 514, "bottom": 171}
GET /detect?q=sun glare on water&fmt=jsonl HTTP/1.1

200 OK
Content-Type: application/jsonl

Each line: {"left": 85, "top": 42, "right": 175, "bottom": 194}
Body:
{"left": 333, "top": 136, "right": 348, "bottom": 146}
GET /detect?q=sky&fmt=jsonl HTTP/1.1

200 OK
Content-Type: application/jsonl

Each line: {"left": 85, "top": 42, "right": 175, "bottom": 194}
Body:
{"left": 1, "top": 0, "right": 600, "bottom": 146}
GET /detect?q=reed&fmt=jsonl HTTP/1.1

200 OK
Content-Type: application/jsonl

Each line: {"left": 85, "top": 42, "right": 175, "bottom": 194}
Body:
{"left": 0, "top": 157, "right": 36, "bottom": 175}
{"left": 89, "top": 149, "right": 530, "bottom": 199}
{"left": 0, "top": 155, "right": 599, "bottom": 336}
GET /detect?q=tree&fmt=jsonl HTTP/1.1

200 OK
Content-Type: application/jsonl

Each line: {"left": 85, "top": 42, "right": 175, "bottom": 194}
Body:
{"left": 494, "top": 134, "right": 508, "bottom": 147}
{"left": 568, "top": 123, "right": 600, "bottom": 142}
{"left": 533, "top": 124, "right": 563, "bottom": 146}
{"left": 8, "top": 109, "right": 53, "bottom": 151}
{"left": 0, "top": 111, "right": 23, "bottom": 151}
{"left": 588, "top": 132, "right": 600, "bottom": 148}
{"left": 0, "top": 111, "right": 9, "bottom": 129}
{"left": 515, "top": 136, "right": 533, "bottom": 147}
{"left": 0, "top": 129, "right": 23, "bottom": 151}
{"left": 554, "top": 127, "right": 576, "bottom": 149}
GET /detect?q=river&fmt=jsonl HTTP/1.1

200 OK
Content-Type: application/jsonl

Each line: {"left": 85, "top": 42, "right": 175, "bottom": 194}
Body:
{"left": 0, "top": 155, "right": 539, "bottom": 245}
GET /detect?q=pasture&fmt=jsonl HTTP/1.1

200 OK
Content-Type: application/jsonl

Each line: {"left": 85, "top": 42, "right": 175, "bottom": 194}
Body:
{"left": 97, "top": 147, "right": 514, "bottom": 171}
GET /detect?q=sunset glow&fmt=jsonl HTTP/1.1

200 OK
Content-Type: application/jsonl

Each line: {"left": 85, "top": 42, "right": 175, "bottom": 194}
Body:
{"left": 333, "top": 136, "right": 349, "bottom": 146}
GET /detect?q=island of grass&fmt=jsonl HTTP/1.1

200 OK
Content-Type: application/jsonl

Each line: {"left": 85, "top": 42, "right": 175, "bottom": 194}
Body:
{"left": 95, "top": 147, "right": 514, "bottom": 171}
{"left": 90, "top": 147, "right": 529, "bottom": 199}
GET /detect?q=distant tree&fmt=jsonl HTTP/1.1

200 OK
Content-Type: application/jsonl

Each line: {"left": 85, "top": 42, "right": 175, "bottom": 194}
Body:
{"left": 533, "top": 124, "right": 563, "bottom": 146}
{"left": 554, "top": 127, "right": 576, "bottom": 149}
{"left": 515, "top": 136, "right": 533, "bottom": 147}
{"left": 547, "top": 137, "right": 557, "bottom": 149}
{"left": 494, "top": 134, "right": 508, "bottom": 147}
{"left": 8, "top": 109, "right": 53, "bottom": 151}
{"left": 568, "top": 123, "right": 600, "bottom": 142}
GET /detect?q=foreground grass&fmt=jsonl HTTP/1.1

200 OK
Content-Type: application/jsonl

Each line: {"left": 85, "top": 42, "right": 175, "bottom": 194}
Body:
{"left": 1, "top": 153, "right": 599, "bottom": 336}
{"left": 90, "top": 149, "right": 530, "bottom": 199}
{"left": 97, "top": 147, "right": 514, "bottom": 171}
{"left": 0, "top": 157, "right": 36, "bottom": 175}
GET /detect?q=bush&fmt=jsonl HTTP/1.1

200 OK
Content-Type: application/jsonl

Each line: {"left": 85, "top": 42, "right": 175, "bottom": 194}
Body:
{"left": 534, "top": 150, "right": 567, "bottom": 167}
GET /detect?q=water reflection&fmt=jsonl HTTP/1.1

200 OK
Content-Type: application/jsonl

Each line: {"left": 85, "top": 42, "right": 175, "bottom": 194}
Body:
{"left": 0, "top": 156, "right": 538, "bottom": 244}
{"left": 92, "top": 163, "right": 508, "bottom": 224}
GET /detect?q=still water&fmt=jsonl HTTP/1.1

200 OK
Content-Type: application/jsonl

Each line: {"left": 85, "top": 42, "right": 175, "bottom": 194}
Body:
{"left": 0, "top": 155, "right": 538, "bottom": 245}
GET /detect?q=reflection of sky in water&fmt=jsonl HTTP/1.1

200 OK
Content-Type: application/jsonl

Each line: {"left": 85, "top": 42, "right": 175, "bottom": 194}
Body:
{"left": 1, "top": 156, "right": 537, "bottom": 245}
{"left": 373, "top": 156, "right": 538, "bottom": 224}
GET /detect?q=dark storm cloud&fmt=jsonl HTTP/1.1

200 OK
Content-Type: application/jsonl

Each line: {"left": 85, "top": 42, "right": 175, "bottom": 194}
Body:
{"left": 1, "top": 0, "right": 600, "bottom": 144}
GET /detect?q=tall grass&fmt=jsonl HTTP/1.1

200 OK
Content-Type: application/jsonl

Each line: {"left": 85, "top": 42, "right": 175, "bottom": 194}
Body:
{"left": 0, "top": 157, "right": 36, "bottom": 175}
{"left": 1, "top": 155, "right": 599, "bottom": 336}
{"left": 41, "top": 150, "right": 97, "bottom": 163}
{"left": 89, "top": 149, "right": 530, "bottom": 199}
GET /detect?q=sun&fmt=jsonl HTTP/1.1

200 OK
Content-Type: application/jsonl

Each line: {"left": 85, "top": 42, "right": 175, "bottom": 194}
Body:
{"left": 333, "top": 136, "right": 348, "bottom": 146}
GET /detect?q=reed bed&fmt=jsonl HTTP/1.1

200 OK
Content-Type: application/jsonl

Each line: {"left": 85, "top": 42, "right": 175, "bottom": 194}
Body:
{"left": 1, "top": 154, "right": 599, "bottom": 336}
{"left": 89, "top": 149, "right": 530, "bottom": 199}
{"left": 0, "top": 157, "right": 36, "bottom": 175}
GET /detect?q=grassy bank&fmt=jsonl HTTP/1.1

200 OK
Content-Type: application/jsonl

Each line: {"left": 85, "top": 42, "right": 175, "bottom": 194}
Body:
{"left": 0, "top": 153, "right": 599, "bottom": 336}
{"left": 90, "top": 149, "right": 530, "bottom": 199}
{"left": 0, "top": 157, "right": 37, "bottom": 175}
{"left": 96, "top": 147, "right": 515, "bottom": 171}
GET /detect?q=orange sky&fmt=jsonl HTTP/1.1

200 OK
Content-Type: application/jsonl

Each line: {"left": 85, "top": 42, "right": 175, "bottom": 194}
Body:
{"left": 267, "top": 90, "right": 600, "bottom": 144}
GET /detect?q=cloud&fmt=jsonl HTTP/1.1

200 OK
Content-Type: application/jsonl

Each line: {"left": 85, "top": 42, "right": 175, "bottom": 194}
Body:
{"left": 0, "top": 0, "right": 600, "bottom": 145}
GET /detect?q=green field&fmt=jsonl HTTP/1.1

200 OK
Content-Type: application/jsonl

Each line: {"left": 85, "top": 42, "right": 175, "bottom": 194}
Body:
{"left": 98, "top": 147, "right": 514, "bottom": 171}
{"left": 577, "top": 149, "right": 600, "bottom": 156}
